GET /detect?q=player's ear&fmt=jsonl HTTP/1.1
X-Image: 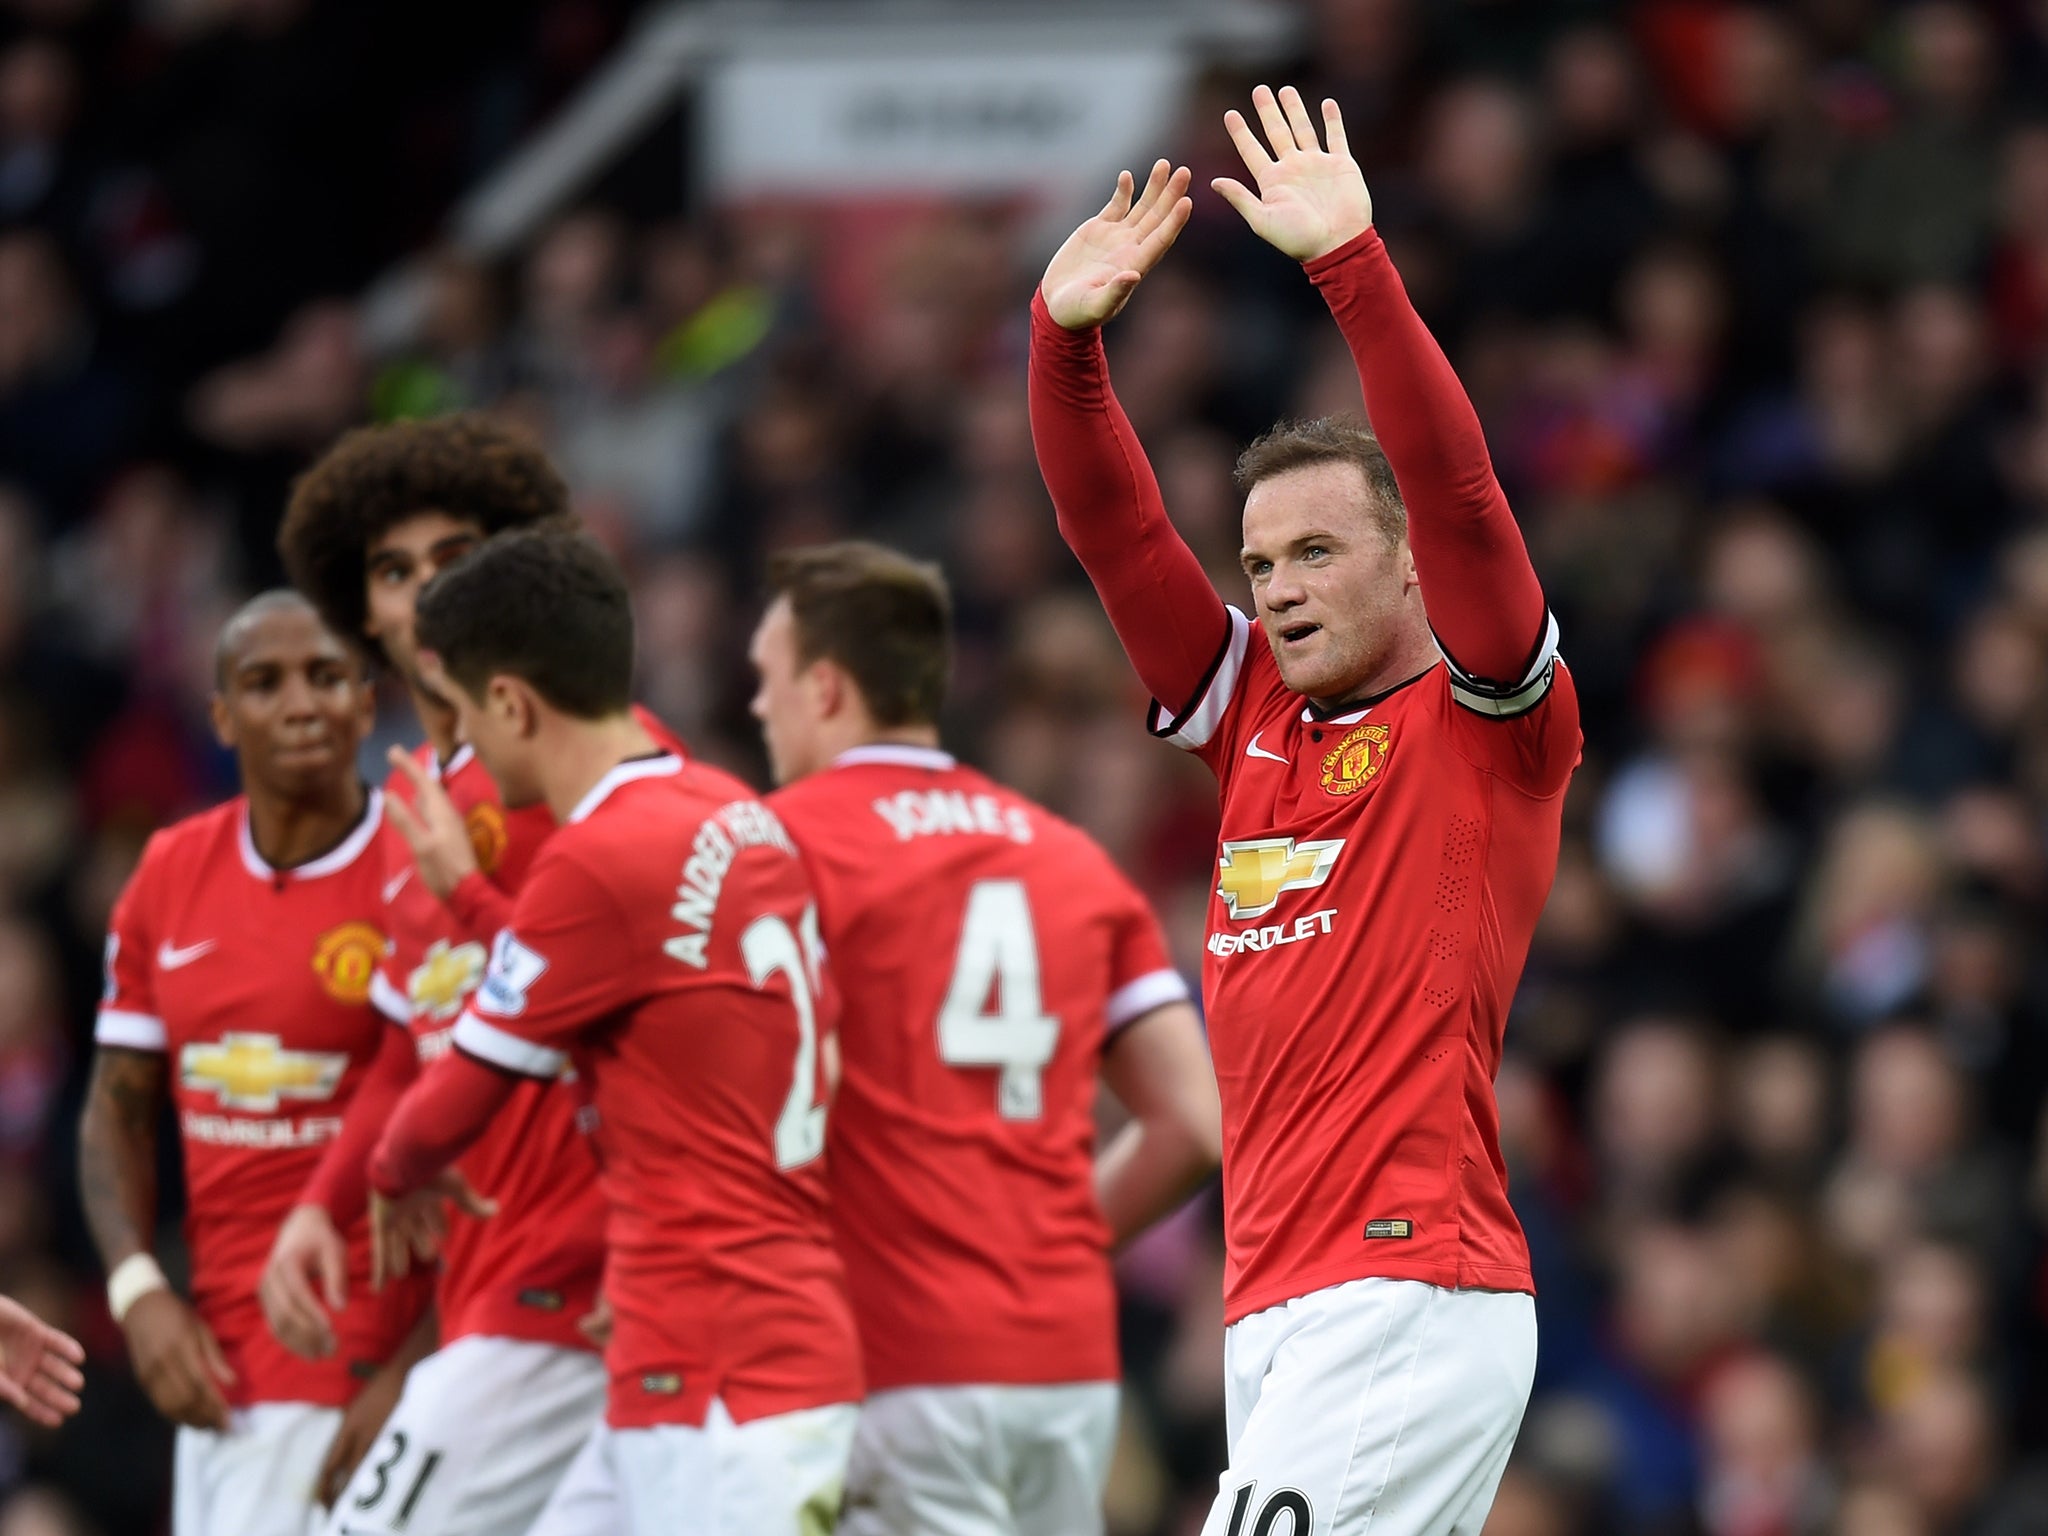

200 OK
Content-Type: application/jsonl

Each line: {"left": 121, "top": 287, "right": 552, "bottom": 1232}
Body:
{"left": 806, "top": 657, "right": 842, "bottom": 720}
{"left": 209, "top": 691, "right": 235, "bottom": 751}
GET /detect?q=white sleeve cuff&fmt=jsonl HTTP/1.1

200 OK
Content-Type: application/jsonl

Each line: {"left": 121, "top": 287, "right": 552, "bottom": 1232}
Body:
{"left": 370, "top": 971, "right": 414, "bottom": 1026}
{"left": 95, "top": 1010, "right": 167, "bottom": 1051}
{"left": 1149, "top": 608, "right": 1252, "bottom": 751}
{"left": 1105, "top": 968, "right": 1191, "bottom": 1036}
{"left": 452, "top": 1012, "right": 565, "bottom": 1080}
{"left": 1440, "top": 611, "right": 1560, "bottom": 719}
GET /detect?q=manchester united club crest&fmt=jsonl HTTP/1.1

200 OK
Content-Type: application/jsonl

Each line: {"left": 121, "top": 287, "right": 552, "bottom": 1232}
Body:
{"left": 465, "top": 801, "right": 508, "bottom": 875}
{"left": 312, "top": 921, "right": 385, "bottom": 1005}
{"left": 1320, "top": 722, "right": 1391, "bottom": 797}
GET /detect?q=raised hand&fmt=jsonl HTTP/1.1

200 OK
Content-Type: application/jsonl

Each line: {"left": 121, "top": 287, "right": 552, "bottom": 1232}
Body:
{"left": 1040, "top": 159, "right": 1193, "bottom": 330}
{"left": 385, "top": 747, "right": 479, "bottom": 902}
{"left": 1213, "top": 85, "right": 1373, "bottom": 262}
{"left": 0, "top": 1296, "right": 84, "bottom": 1428}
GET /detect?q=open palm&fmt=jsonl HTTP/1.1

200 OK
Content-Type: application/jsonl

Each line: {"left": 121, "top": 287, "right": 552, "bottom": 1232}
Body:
{"left": 1040, "top": 159, "right": 1193, "bottom": 330}
{"left": 1214, "top": 85, "right": 1373, "bottom": 262}
{"left": 0, "top": 1296, "right": 84, "bottom": 1428}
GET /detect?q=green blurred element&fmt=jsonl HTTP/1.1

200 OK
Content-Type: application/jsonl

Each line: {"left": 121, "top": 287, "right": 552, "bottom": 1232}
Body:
{"left": 654, "top": 286, "right": 774, "bottom": 382}
{"left": 798, "top": 1479, "right": 843, "bottom": 1536}
{"left": 372, "top": 361, "right": 466, "bottom": 423}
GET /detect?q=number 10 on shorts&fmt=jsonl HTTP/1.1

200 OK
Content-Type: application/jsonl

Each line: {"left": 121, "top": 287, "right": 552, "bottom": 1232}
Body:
{"left": 1225, "top": 1481, "right": 1313, "bottom": 1536}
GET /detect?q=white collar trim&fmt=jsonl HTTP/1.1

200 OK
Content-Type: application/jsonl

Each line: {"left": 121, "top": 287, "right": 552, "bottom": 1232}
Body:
{"left": 567, "top": 754, "right": 682, "bottom": 824}
{"left": 832, "top": 744, "right": 956, "bottom": 772}
{"left": 239, "top": 788, "right": 385, "bottom": 881}
{"left": 436, "top": 744, "right": 474, "bottom": 783}
{"left": 1300, "top": 705, "right": 1372, "bottom": 725}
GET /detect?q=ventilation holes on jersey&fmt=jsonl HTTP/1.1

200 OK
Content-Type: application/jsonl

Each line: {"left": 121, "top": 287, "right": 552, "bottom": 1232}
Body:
{"left": 1427, "top": 927, "right": 1460, "bottom": 961}
{"left": 1435, "top": 873, "right": 1470, "bottom": 913}
{"left": 1443, "top": 814, "right": 1481, "bottom": 867}
{"left": 1422, "top": 987, "right": 1458, "bottom": 1011}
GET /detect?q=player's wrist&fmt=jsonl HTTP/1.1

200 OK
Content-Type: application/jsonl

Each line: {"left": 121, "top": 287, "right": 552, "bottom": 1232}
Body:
{"left": 107, "top": 1252, "right": 170, "bottom": 1324}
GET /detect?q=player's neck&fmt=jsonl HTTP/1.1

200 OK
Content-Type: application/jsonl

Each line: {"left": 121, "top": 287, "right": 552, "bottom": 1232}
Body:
{"left": 246, "top": 776, "right": 368, "bottom": 869}
{"left": 831, "top": 721, "right": 941, "bottom": 763}
{"left": 541, "top": 712, "right": 665, "bottom": 823}
{"left": 409, "top": 684, "right": 462, "bottom": 764}
{"left": 1310, "top": 627, "right": 1442, "bottom": 715}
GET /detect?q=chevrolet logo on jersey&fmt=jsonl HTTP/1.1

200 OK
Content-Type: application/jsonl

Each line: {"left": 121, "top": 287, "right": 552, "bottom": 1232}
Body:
{"left": 1216, "top": 837, "right": 1345, "bottom": 920}
{"left": 409, "top": 939, "right": 488, "bottom": 1021}
{"left": 181, "top": 1033, "right": 348, "bottom": 1112}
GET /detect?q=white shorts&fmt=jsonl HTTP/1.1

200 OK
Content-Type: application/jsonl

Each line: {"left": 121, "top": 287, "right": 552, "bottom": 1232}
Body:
{"left": 321, "top": 1334, "right": 606, "bottom": 1536}
{"left": 1199, "top": 1279, "right": 1536, "bottom": 1536}
{"left": 838, "top": 1381, "right": 1119, "bottom": 1536}
{"left": 175, "top": 1402, "right": 341, "bottom": 1536}
{"left": 531, "top": 1397, "right": 859, "bottom": 1536}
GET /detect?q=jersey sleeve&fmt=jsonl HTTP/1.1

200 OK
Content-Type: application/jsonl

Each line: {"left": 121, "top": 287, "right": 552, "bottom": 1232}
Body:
{"left": 1028, "top": 291, "right": 1236, "bottom": 735}
{"left": 1303, "top": 229, "right": 1560, "bottom": 719}
{"left": 96, "top": 837, "right": 166, "bottom": 1052}
{"left": 448, "top": 851, "right": 635, "bottom": 1081}
{"left": 446, "top": 871, "right": 514, "bottom": 946}
{"left": 1101, "top": 868, "right": 1190, "bottom": 1040}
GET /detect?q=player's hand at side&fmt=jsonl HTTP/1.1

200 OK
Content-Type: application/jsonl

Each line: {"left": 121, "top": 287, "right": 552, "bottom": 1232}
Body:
{"left": 121, "top": 1289, "right": 234, "bottom": 1431}
{"left": 0, "top": 1296, "right": 84, "bottom": 1428}
{"left": 577, "top": 1292, "right": 612, "bottom": 1349}
{"left": 369, "top": 1169, "right": 495, "bottom": 1291}
{"left": 1040, "top": 158, "right": 1193, "bottom": 330}
{"left": 259, "top": 1204, "right": 346, "bottom": 1361}
{"left": 1214, "top": 85, "right": 1373, "bottom": 262}
{"left": 384, "top": 747, "right": 479, "bottom": 902}
{"left": 318, "top": 1359, "right": 406, "bottom": 1507}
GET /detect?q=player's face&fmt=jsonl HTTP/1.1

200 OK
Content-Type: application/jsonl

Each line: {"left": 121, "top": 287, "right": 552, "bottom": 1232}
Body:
{"left": 365, "top": 512, "right": 486, "bottom": 698}
{"left": 212, "top": 608, "right": 372, "bottom": 799}
{"left": 1241, "top": 462, "right": 1418, "bottom": 705}
{"left": 421, "top": 652, "right": 547, "bottom": 808}
{"left": 748, "top": 598, "right": 829, "bottom": 785}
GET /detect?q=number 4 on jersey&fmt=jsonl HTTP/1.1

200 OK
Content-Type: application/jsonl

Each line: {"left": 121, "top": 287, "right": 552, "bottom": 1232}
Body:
{"left": 937, "top": 880, "right": 1059, "bottom": 1121}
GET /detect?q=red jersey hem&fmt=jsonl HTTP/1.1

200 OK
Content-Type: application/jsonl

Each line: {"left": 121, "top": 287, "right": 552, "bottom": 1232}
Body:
{"left": 604, "top": 1376, "right": 865, "bottom": 1429}
{"left": 1223, "top": 1255, "right": 1533, "bottom": 1326}
{"left": 863, "top": 1346, "right": 1119, "bottom": 1394}
{"left": 443, "top": 1296, "right": 603, "bottom": 1354}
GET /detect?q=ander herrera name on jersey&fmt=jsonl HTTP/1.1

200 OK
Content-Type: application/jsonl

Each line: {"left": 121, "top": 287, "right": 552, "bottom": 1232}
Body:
{"left": 666, "top": 799, "right": 801, "bottom": 969}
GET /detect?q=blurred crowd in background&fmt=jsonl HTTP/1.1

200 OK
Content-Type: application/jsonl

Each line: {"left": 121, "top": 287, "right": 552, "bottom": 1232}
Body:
{"left": 5, "top": 0, "right": 2048, "bottom": 1532}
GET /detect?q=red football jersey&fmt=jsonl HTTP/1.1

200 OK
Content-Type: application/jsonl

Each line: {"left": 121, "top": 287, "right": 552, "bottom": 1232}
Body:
{"left": 96, "top": 794, "right": 431, "bottom": 1407}
{"left": 1161, "top": 610, "right": 1577, "bottom": 1321}
{"left": 771, "top": 745, "right": 1189, "bottom": 1391}
{"left": 372, "top": 743, "right": 606, "bottom": 1350}
{"left": 449, "top": 755, "right": 862, "bottom": 1429}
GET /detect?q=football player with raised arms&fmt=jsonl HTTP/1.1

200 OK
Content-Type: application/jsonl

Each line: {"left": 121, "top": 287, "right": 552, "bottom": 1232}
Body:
{"left": 749, "top": 540, "right": 1222, "bottom": 1535}
{"left": 1029, "top": 87, "right": 1579, "bottom": 1535}
{"left": 365, "top": 527, "right": 863, "bottom": 1536}
{"left": 78, "top": 592, "right": 433, "bottom": 1536}
{"left": 259, "top": 416, "right": 613, "bottom": 1534}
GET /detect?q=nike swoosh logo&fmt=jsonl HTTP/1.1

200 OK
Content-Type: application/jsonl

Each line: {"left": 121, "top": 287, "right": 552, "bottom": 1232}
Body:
{"left": 382, "top": 867, "right": 412, "bottom": 904}
{"left": 157, "top": 940, "right": 217, "bottom": 970}
{"left": 1245, "top": 732, "right": 1290, "bottom": 764}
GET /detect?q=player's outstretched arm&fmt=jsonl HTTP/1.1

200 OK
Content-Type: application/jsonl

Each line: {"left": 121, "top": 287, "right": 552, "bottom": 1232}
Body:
{"left": 368, "top": 1050, "right": 508, "bottom": 1288}
{"left": 78, "top": 1047, "right": 234, "bottom": 1430}
{"left": 1217, "top": 85, "right": 1548, "bottom": 688}
{"left": 1096, "top": 1002, "right": 1223, "bottom": 1246}
{"left": 1030, "top": 162, "right": 1233, "bottom": 722}
{"left": 0, "top": 1297, "right": 84, "bottom": 1428}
